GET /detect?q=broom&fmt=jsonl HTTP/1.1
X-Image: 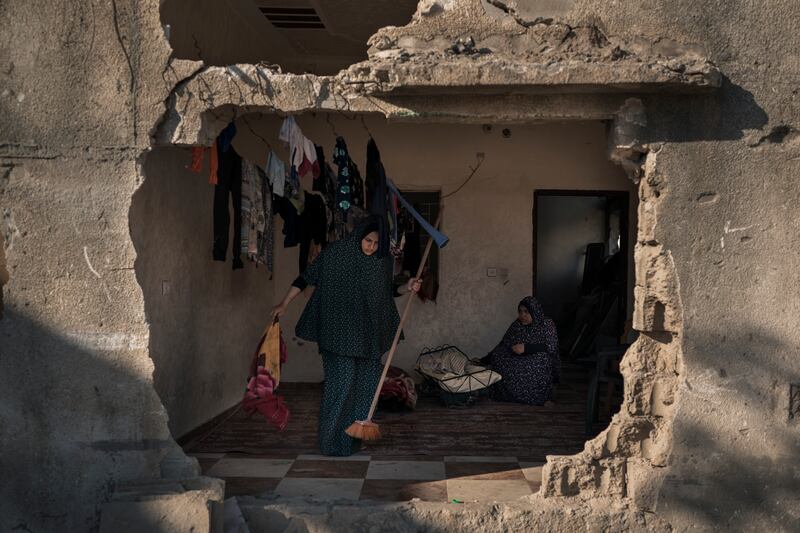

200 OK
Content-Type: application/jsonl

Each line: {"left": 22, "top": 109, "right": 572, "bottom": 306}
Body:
{"left": 346, "top": 213, "right": 442, "bottom": 441}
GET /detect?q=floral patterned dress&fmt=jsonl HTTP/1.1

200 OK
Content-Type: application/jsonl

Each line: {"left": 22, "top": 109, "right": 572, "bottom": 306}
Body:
{"left": 489, "top": 297, "right": 561, "bottom": 405}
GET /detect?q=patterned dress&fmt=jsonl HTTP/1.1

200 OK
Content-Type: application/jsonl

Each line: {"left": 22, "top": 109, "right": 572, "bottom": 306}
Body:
{"left": 489, "top": 297, "right": 561, "bottom": 405}
{"left": 296, "top": 219, "right": 400, "bottom": 456}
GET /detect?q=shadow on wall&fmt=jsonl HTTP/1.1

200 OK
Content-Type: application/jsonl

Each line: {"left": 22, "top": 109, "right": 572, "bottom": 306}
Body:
{"left": 659, "top": 324, "right": 800, "bottom": 530}
{"left": 643, "top": 75, "right": 769, "bottom": 143}
{"left": 0, "top": 309, "right": 172, "bottom": 533}
{"left": 130, "top": 147, "right": 273, "bottom": 439}
{"left": 0, "top": 232, "right": 8, "bottom": 319}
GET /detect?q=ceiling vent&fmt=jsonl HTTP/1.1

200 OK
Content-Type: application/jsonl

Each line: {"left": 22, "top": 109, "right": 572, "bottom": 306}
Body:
{"left": 260, "top": 7, "right": 325, "bottom": 29}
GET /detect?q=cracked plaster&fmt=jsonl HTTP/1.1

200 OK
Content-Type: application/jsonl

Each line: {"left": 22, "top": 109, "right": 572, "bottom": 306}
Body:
{"left": 3, "top": 0, "right": 800, "bottom": 531}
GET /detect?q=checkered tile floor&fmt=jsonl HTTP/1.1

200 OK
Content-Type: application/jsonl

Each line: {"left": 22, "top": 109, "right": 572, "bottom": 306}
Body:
{"left": 191, "top": 452, "right": 545, "bottom": 503}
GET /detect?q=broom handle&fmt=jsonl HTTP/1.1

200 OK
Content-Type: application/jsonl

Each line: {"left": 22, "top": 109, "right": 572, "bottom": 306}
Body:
{"left": 364, "top": 212, "right": 442, "bottom": 422}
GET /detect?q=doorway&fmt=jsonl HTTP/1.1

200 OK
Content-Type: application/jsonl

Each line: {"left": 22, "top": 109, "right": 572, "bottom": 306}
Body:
{"left": 533, "top": 190, "right": 630, "bottom": 344}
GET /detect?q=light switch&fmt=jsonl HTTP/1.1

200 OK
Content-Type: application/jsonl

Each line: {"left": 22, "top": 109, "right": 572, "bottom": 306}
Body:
{"left": 487, "top": 268, "right": 497, "bottom": 277}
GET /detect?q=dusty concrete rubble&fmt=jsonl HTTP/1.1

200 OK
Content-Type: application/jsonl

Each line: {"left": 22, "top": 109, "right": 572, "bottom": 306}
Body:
{"left": 98, "top": 477, "right": 224, "bottom": 533}
{"left": 237, "top": 496, "right": 672, "bottom": 532}
{"left": 3, "top": 0, "right": 800, "bottom": 530}
{"left": 156, "top": 0, "right": 719, "bottom": 147}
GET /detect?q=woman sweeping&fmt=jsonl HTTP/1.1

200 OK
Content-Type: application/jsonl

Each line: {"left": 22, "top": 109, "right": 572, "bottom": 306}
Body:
{"left": 486, "top": 296, "right": 560, "bottom": 406}
{"left": 271, "top": 217, "right": 420, "bottom": 456}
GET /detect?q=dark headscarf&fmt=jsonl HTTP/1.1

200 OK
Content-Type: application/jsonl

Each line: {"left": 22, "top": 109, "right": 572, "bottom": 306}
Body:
{"left": 500, "top": 296, "right": 549, "bottom": 348}
{"left": 295, "top": 217, "right": 400, "bottom": 360}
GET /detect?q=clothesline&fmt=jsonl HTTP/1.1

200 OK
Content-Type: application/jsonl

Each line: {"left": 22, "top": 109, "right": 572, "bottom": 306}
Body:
{"left": 189, "top": 116, "right": 448, "bottom": 292}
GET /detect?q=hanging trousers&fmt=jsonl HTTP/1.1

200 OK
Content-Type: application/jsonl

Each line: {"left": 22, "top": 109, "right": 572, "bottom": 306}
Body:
{"left": 212, "top": 146, "right": 244, "bottom": 269}
{"left": 318, "top": 352, "right": 382, "bottom": 456}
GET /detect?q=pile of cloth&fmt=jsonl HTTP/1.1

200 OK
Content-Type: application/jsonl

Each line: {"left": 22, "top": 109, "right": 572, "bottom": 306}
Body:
{"left": 242, "top": 321, "right": 289, "bottom": 430}
{"left": 378, "top": 366, "right": 417, "bottom": 411}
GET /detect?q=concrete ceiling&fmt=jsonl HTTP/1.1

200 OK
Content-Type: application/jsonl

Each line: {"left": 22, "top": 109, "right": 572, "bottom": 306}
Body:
{"left": 254, "top": 0, "right": 419, "bottom": 72}
{"left": 162, "top": 0, "right": 419, "bottom": 75}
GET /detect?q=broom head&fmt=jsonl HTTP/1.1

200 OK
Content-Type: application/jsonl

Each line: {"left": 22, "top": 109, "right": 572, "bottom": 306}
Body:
{"left": 345, "top": 420, "right": 381, "bottom": 441}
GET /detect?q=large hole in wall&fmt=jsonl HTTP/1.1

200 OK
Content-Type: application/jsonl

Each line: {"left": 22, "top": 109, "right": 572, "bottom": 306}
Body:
{"left": 159, "top": 0, "right": 418, "bottom": 75}
{"left": 132, "top": 112, "right": 639, "bottom": 501}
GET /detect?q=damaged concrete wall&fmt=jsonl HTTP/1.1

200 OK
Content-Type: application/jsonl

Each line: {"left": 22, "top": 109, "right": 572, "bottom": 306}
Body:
{"left": 2, "top": 0, "right": 799, "bottom": 531}
{"left": 0, "top": 1, "right": 193, "bottom": 531}
{"left": 230, "top": 114, "right": 634, "bottom": 382}
{"left": 130, "top": 147, "right": 273, "bottom": 438}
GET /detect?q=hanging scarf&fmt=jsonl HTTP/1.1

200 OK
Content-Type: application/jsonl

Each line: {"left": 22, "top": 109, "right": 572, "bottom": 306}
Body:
{"left": 295, "top": 217, "right": 400, "bottom": 360}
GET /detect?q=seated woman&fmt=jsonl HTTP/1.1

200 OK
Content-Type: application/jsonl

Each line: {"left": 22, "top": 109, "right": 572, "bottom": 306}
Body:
{"left": 487, "top": 296, "right": 560, "bottom": 405}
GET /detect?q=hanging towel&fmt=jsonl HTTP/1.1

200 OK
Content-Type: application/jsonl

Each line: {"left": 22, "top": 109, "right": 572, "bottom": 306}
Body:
{"left": 387, "top": 179, "right": 449, "bottom": 248}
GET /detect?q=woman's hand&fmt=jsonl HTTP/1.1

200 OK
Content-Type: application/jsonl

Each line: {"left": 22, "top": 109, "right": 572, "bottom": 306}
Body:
{"left": 512, "top": 343, "right": 525, "bottom": 355}
{"left": 271, "top": 303, "right": 287, "bottom": 321}
{"left": 407, "top": 278, "right": 422, "bottom": 294}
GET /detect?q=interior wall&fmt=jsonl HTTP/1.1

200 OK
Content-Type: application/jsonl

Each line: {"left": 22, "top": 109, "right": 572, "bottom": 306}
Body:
{"left": 131, "top": 148, "right": 274, "bottom": 438}
{"left": 536, "top": 195, "right": 607, "bottom": 322}
{"left": 230, "top": 115, "right": 636, "bottom": 382}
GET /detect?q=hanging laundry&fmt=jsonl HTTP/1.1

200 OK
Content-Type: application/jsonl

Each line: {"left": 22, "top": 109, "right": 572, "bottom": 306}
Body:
{"left": 417, "top": 265, "right": 439, "bottom": 303}
{"left": 279, "top": 116, "right": 320, "bottom": 179}
{"left": 332, "top": 136, "right": 353, "bottom": 218}
{"left": 314, "top": 146, "right": 341, "bottom": 243}
{"left": 366, "top": 138, "right": 391, "bottom": 257}
{"left": 286, "top": 148, "right": 301, "bottom": 197}
{"left": 258, "top": 167, "right": 274, "bottom": 276}
{"left": 365, "top": 138, "right": 381, "bottom": 212}
{"left": 208, "top": 140, "right": 219, "bottom": 185}
{"left": 241, "top": 159, "right": 269, "bottom": 265}
{"left": 218, "top": 122, "right": 237, "bottom": 152}
{"left": 279, "top": 116, "right": 305, "bottom": 168}
{"left": 212, "top": 136, "right": 244, "bottom": 269}
{"left": 387, "top": 179, "right": 449, "bottom": 248}
{"left": 188, "top": 142, "right": 219, "bottom": 185}
{"left": 299, "top": 191, "right": 327, "bottom": 273}
{"left": 349, "top": 159, "right": 365, "bottom": 208}
{"left": 265, "top": 151, "right": 286, "bottom": 198}
{"left": 312, "top": 145, "right": 330, "bottom": 195}
{"left": 273, "top": 194, "right": 300, "bottom": 248}
{"left": 189, "top": 147, "right": 205, "bottom": 174}
{"left": 298, "top": 137, "right": 320, "bottom": 178}
{"left": 388, "top": 188, "right": 399, "bottom": 244}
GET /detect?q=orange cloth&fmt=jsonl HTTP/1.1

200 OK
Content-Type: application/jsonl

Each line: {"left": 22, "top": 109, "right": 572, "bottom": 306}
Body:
{"left": 208, "top": 141, "right": 219, "bottom": 185}
{"left": 189, "top": 147, "right": 205, "bottom": 174}
{"left": 257, "top": 322, "right": 282, "bottom": 386}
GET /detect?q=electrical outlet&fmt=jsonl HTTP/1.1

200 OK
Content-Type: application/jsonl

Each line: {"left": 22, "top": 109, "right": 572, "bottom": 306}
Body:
{"left": 487, "top": 268, "right": 497, "bottom": 277}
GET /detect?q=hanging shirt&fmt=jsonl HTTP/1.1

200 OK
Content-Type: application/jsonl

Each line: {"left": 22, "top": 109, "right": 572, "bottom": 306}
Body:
{"left": 349, "top": 159, "right": 365, "bottom": 208}
{"left": 241, "top": 159, "right": 265, "bottom": 260}
{"left": 279, "top": 116, "right": 306, "bottom": 169}
{"left": 286, "top": 148, "right": 301, "bottom": 194}
{"left": 298, "top": 136, "right": 320, "bottom": 178}
{"left": 266, "top": 151, "right": 286, "bottom": 198}
{"left": 333, "top": 136, "right": 352, "bottom": 218}
{"left": 258, "top": 166, "right": 274, "bottom": 276}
